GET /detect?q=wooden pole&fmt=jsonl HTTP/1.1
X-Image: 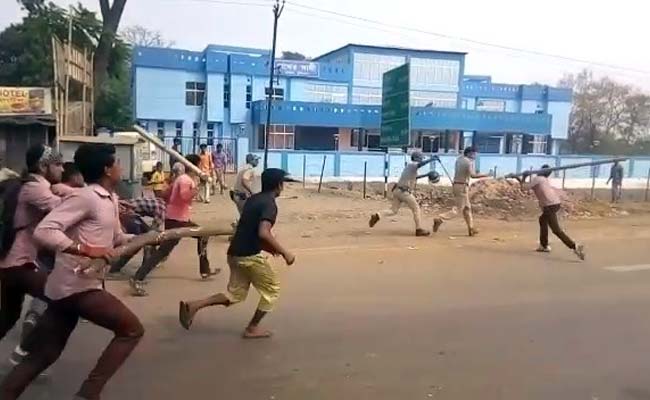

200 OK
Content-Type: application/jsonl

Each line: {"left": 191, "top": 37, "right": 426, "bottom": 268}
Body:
{"left": 81, "top": 47, "right": 87, "bottom": 135}
{"left": 317, "top": 155, "right": 327, "bottom": 193}
{"left": 645, "top": 168, "right": 650, "bottom": 202}
{"left": 51, "top": 37, "right": 60, "bottom": 150}
{"left": 590, "top": 165, "right": 597, "bottom": 200}
{"left": 504, "top": 157, "right": 628, "bottom": 179}
{"left": 75, "top": 226, "right": 233, "bottom": 275}
{"left": 302, "top": 154, "right": 306, "bottom": 188}
{"left": 318, "top": 154, "right": 327, "bottom": 193}
{"left": 133, "top": 125, "right": 207, "bottom": 180}
{"left": 363, "top": 161, "right": 367, "bottom": 199}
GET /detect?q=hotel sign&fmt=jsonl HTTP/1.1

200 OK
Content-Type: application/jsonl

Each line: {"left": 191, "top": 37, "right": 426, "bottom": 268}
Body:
{"left": 0, "top": 87, "right": 52, "bottom": 116}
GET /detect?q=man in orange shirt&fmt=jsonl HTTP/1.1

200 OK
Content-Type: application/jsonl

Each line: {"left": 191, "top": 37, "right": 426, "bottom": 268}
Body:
{"left": 198, "top": 143, "right": 213, "bottom": 203}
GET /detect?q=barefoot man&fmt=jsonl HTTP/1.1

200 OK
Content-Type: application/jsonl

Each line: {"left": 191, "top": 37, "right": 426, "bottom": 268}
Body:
{"left": 368, "top": 151, "right": 436, "bottom": 237}
{"left": 433, "top": 146, "right": 489, "bottom": 237}
{"left": 180, "top": 168, "right": 296, "bottom": 339}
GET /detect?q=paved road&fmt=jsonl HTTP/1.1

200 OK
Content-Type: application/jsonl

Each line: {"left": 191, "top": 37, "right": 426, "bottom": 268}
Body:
{"left": 6, "top": 215, "right": 650, "bottom": 400}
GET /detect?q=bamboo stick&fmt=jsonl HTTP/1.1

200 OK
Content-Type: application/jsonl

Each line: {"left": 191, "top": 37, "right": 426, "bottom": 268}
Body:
{"left": 76, "top": 225, "right": 232, "bottom": 274}
{"left": 504, "top": 158, "right": 627, "bottom": 179}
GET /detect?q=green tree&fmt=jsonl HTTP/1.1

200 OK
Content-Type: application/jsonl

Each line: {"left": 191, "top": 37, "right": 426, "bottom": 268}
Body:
{"left": 0, "top": 1, "right": 133, "bottom": 130}
{"left": 559, "top": 69, "right": 650, "bottom": 155}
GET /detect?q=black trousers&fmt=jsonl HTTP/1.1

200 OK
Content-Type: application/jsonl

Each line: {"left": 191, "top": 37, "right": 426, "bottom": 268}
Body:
{"left": 134, "top": 219, "right": 209, "bottom": 281}
{"left": 1, "top": 289, "right": 144, "bottom": 400}
{"left": 539, "top": 204, "right": 576, "bottom": 250}
{"left": 0, "top": 264, "right": 49, "bottom": 341}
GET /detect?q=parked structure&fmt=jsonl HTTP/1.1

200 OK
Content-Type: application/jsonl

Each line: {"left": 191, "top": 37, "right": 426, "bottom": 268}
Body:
{"left": 132, "top": 43, "right": 572, "bottom": 166}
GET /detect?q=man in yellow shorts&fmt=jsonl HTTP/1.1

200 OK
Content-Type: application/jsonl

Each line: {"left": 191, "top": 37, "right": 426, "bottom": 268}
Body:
{"left": 179, "top": 168, "right": 296, "bottom": 339}
{"left": 433, "top": 146, "right": 489, "bottom": 237}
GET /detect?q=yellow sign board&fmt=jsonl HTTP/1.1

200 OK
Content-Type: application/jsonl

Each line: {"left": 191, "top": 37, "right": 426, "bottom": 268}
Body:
{"left": 0, "top": 87, "right": 50, "bottom": 115}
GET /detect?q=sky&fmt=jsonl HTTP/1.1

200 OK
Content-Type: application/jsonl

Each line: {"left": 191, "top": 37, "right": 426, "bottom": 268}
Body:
{"left": 2, "top": 0, "right": 650, "bottom": 89}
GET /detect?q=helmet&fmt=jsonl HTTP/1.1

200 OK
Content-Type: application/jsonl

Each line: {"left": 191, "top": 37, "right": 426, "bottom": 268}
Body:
{"left": 427, "top": 171, "right": 441, "bottom": 184}
{"left": 411, "top": 151, "right": 424, "bottom": 162}
{"left": 246, "top": 153, "right": 260, "bottom": 165}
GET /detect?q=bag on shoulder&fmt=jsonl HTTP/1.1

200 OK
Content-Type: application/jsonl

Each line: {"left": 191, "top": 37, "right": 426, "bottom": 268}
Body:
{"left": 0, "top": 176, "right": 34, "bottom": 258}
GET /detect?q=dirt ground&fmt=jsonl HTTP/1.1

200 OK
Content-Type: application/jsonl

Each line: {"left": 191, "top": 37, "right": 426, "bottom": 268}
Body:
{"left": 8, "top": 179, "right": 650, "bottom": 400}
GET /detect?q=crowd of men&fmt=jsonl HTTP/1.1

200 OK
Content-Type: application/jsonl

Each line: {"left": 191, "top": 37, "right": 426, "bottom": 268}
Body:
{"left": 0, "top": 141, "right": 296, "bottom": 399}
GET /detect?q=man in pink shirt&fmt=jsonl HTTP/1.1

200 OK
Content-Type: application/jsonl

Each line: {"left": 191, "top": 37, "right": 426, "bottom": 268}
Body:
{"left": 129, "top": 154, "right": 219, "bottom": 296}
{"left": 0, "top": 144, "right": 63, "bottom": 343}
{"left": 0, "top": 143, "right": 144, "bottom": 400}
{"left": 522, "top": 164, "right": 585, "bottom": 260}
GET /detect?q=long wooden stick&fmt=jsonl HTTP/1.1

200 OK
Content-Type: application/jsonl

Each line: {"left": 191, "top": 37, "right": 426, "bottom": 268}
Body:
{"left": 504, "top": 157, "right": 627, "bottom": 179}
{"left": 76, "top": 225, "right": 233, "bottom": 274}
{"left": 132, "top": 125, "right": 208, "bottom": 180}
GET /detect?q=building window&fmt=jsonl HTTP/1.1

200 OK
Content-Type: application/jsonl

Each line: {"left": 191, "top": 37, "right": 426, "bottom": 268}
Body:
{"left": 351, "top": 87, "right": 382, "bottom": 105}
{"left": 207, "top": 123, "right": 215, "bottom": 146}
{"left": 304, "top": 83, "right": 347, "bottom": 103}
{"left": 350, "top": 129, "right": 381, "bottom": 149}
{"left": 185, "top": 82, "right": 205, "bottom": 106}
{"left": 245, "top": 84, "right": 253, "bottom": 109}
{"left": 261, "top": 124, "right": 294, "bottom": 150}
{"left": 156, "top": 121, "right": 164, "bottom": 139}
{"left": 175, "top": 122, "right": 183, "bottom": 138}
{"left": 192, "top": 122, "right": 199, "bottom": 151}
{"left": 353, "top": 53, "right": 405, "bottom": 87}
{"left": 411, "top": 91, "right": 457, "bottom": 108}
{"left": 265, "top": 87, "right": 284, "bottom": 101}
{"left": 531, "top": 134, "right": 548, "bottom": 154}
{"left": 409, "top": 58, "right": 460, "bottom": 92}
{"left": 223, "top": 77, "right": 230, "bottom": 109}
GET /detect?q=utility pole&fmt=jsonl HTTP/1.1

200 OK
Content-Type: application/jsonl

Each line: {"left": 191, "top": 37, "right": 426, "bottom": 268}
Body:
{"left": 263, "top": 0, "right": 285, "bottom": 169}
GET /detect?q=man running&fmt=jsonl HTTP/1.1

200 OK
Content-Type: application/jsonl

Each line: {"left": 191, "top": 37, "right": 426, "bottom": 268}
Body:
{"left": 521, "top": 165, "right": 586, "bottom": 260}
{"left": 212, "top": 143, "right": 228, "bottom": 195}
{"left": 0, "top": 145, "right": 62, "bottom": 344}
{"left": 51, "top": 161, "right": 84, "bottom": 197}
{"left": 231, "top": 153, "right": 259, "bottom": 215}
{"left": 179, "top": 168, "right": 296, "bottom": 339}
{"left": 0, "top": 143, "right": 145, "bottom": 400}
{"left": 433, "top": 146, "right": 489, "bottom": 237}
{"left": 368, "top": 151, "right": 435, "bottom": 237}
{"left": 129, "top": 154, "right": 218, "bottom": 296}
{"left": 0, "top": 145, "right": 63, "bottom": 371}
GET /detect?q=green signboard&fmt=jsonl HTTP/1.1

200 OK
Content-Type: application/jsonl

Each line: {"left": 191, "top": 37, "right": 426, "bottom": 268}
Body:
{"left": 380, "top": 63, "right": 410, "bottom": 147}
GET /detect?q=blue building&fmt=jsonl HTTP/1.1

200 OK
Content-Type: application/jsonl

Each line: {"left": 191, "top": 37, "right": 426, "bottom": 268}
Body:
{"left": 132, "top": 43, "right": 572, "bottom": 166}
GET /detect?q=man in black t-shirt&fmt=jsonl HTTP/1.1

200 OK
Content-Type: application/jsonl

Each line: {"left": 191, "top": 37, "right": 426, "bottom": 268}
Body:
{"left": 179, "top": 168, "right": 296, "bottom": 339}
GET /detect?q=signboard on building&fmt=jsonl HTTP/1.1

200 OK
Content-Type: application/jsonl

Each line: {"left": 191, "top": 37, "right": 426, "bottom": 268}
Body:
{"left": 276, "top": 60, "right": 319, "bottom": 78}
{"left": 380, "top": 64, "right": 410, "bottom": 147}
{"left": 0, "top": 87, "right": 52, "bottom": 116}
{"left": 476, "top": 99, "right": 506, "bottom": 112}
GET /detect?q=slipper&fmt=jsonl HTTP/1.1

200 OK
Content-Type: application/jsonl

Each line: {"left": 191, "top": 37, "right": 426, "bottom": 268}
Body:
{"left": 242, "top": 330, "right": 273, "bottom": 340}
{"left": 179, "top": 301, "right": 193, "bottom": 330}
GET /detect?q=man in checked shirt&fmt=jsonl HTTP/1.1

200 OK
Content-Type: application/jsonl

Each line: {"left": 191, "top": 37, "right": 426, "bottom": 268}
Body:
{"left": 107, "top": 195, "right": 166, "bottom": 277}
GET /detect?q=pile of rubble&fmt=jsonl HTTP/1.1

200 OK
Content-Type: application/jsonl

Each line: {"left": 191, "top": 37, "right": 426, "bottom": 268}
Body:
{"left": 415, "top": 179, "right": 623, "bottom": 220}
